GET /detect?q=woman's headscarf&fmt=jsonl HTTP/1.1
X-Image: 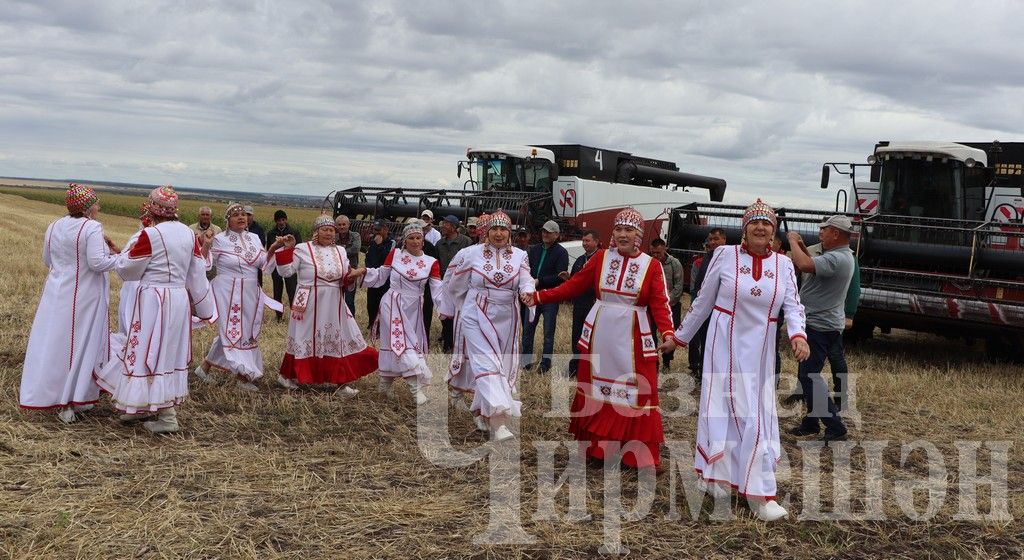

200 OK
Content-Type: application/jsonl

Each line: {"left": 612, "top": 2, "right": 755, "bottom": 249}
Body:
{"left": 65, "top": 183, "right": 97, "bottom": 214}
{"left": 146, "top": 185, "right": 179, "bottom": 219}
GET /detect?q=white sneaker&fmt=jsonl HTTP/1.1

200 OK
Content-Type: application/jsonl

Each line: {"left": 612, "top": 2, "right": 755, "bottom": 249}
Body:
{"left": 492, "top": 425, "right": 515, "bottom": 442}
{"left": 750, "top": 499, "right": 788, "bottom": 521}
{"left": 143, "top": 408, "right": 180, "bottom": 434}
{"left": 57, "top": 408, "right": 77, "bottom": 424}
{"left": 236, "top": 380, "right": 259, "bottom": 392}
{"left": 698, "top": 479, "right": 732, "bottom": 499}
{"left": 474, "top": 416, "right": 489, "bottom": 432}
{"left": 340, "top": 385, "right": 359, "bottom": 396}
{"left": 277, "top": 376, "right": 299, "bottom": 390}
{"left": 193, "top": 364, "right": 214, "bottom": 384}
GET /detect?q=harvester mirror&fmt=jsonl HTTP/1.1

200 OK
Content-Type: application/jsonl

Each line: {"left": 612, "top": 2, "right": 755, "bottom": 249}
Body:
{"left": 820, "top": 165, "right": 830, "bottom": 189}
{"left": 457, "top": 162, "right": 462, "bottom": 179}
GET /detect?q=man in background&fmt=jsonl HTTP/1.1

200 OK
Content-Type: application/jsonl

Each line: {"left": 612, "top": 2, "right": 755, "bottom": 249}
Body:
{"left": 245, "top": 206, "right": 266, "bottom": 286}
{"left": 436, "top": 215, "right": 472, "bottom": 352}
{"left": 513, "top": 227, "right": 530, "bottom": 250}
{"left": 565, "top": 230, "right": 600, "bottom": 377}
{"left": 364, "top": 220, "right": 395, "bottom": 329}
{"left": 650, "top": 238, "right": 684, "bottom": 372}
{"left": 335, "top": 214, "right": 361, "bottom": 315}
{"left": 268, "top": 210, "right": 302, "bottom": 321}
{"left": 466, "top": 216, "right": 479, "bottom": 243}
{"left": 189, "top": 206, "right": 222, "bottom": 280}
{"left": 521, "top": 220, "right": 568, "bottom": 374}
{"left": 688, "top": 227, "right": 726, "bottom": 381}
{"left": 421, "top": 209, "right": 441, "bottom": 245}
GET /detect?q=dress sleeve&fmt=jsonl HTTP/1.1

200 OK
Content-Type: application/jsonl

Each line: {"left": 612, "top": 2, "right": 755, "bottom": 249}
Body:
{"left": 780, "top": 257, "right": 807, "bottom": 341}
{"left": 517, "top": 251, "right": 536, "bottom": 295}
{"left": 84, "top": 222, "right": 118, "bottom": 273}
{"left": 42, "top": 221, "right": 54, "bottom": 268}
{"left": 535, "top": 249, "right": 602, "bottom": 305}
{"left": 674, "top": 246, "right": 728, "bottom": 345}
{"left": 644, "top": 259, "right": 675, "bottom": 340}
{"left": 116, "top": 229, "right": 154, "bottom": 281}
{"left": 187, "top": 234, "right": 216, "bottom": 322}
{"left": 438, "top": 247, "right": 471, "bottom": 318}
{"left": 363, "top": 248, "right": 395, "bottom": 288}
{"left": 274, "top": 246, "right": 297, "bottom": 278}
{"left": 428, "top": 260, "right": 444, "bottom": 310}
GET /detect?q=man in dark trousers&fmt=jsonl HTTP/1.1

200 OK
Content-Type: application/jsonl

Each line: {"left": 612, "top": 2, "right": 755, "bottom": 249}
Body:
{"left": 687, "top": 227, "right": 726, "bottom": 382}
{"left": 267, "top": 209, "right": 302, "bottom": 321}
{"left": 436, "top": 215, "right": 472, "bottom": 352}
{"left": 335, "top": 214, "right": 361, "bottom": 315}
{"left": 245, "top": 205, "right": 267, "bottom": 287}
{"left": 566, "top": 230, "right": 600, "bottom": 377}
{"left": 650, "top": 238, "right": 684, "bottom": 371}
{"left": 521, "top": 220, "right": 568, "bottom": 374}
{"left": 364, "top": 220, "right": 395, "bottom": 330}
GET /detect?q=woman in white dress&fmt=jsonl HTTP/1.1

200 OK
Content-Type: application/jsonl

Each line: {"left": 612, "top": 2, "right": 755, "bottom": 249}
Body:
{"left": 662, "top": 199, "right": 810, "bottom": 521}
{"left": 20, "top": 183, "right": 119, "bottom": 423}
{"left": 117, "top": 208, "right": 151, "bottom": 339}
{"left": 438, "top": 210, "right": 535, "bottom": 441}
{"left": 349, "top": 222, "right": 443, "bottom": 404}
{"left": 194, "top": 203, "right": 287, "bottom": 391}
{"left": 94, "top": 186, "right": 217, "bottom": 434}
{"left": 274, "top": 214, "right": 378, "bottom": 391}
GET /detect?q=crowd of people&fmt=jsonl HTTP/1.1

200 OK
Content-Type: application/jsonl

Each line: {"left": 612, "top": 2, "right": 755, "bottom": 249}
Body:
{"left": 19, "top": 183, "right": 860, "bottom": 522}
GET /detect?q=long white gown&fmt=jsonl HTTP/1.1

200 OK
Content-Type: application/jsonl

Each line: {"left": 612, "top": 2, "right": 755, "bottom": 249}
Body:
{"left": 116, "top": 229, "right": 143, "bottom": 337}
{"left": 275, "top": 242, "right": 378, "bottom": 384}
{"left": 674, "top": 245, "right": 806, "bottom": 499}
{"left": 203, "top": 230, "right": 279, "bottom": 381}
{"left": 94, "top": 221, "right": 216, "bottom": 413}
{"left": 438, "top": 243, "right": 534, "bottom": 419}
{"left": 20, "top": 216, "right": 117, "bottom": 409}
{"left": 362, "top": 248, "right": 443, "bottom": 382}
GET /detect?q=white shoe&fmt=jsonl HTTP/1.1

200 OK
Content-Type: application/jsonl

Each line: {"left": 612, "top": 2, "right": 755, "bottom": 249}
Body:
{"left": 340, "top": 385, "right": 359, "bottom": 396}
{"left": 750, "top": 499, "right": 788, "bottom": 521}
{"left": 698, "top": 479, "right": 732, "bottom": 499}
{"left": 492, "top": 425, "right": 515, "bottom": 442}
{"left": 71, "top": 404, "right": 95, "bottom": 413}
{"left": 277, "top": 376, "right": 299, "bottom": 390}
{"left": 451, "top": 391, "right": 470, "bottom": 411}
{"left": 414, "top": 389, "right": 428, "bottom": 406}
{"left": 236, "top": 380, "right": 259, "bottom": 392}
{"left": 143, "top": 408, "right": 180, "bottom": 434}
{"left": 474, "top": 416, "right": 489, "bottom": 432}
{"left": 57, "top": 408, "right": 77, "bottom": 424}
{"left": 193, "top": 364, "right": 214, "bottom": 384}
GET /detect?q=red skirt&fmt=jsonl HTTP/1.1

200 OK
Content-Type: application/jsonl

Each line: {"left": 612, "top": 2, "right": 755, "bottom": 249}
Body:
{"left": 279, "top": 347, "right": 379, "bottom": 385}
{"left": 568, "top": 349, "right": 664, "bottom": 468}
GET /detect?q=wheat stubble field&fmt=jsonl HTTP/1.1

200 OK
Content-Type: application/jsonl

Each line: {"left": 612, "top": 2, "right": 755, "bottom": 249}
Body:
{"left": 0, "top": 191, "right": 1023, "bottom": 559}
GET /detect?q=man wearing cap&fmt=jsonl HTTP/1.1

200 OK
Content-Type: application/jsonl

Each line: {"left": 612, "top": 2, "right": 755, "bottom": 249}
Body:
{"left": 436, "top": 215, "right": 472, "bottom": 352}
{"left": 244, "top": 206, "right": 267, "bottom": 285}
{"left": 364, "top": 220, "right": 395, "bottom": 329}
{"left": 335, "top": 214, "right": 361, "bottom": 314}
{"left": 268, "top": 209, "right": 303, "bottom": 320}
{"left": 786, "top": 215, "right": 855, "bottom": 443}
{"left": 466, "top": 216, "right": 479, "bottom": 243}
{"left": 513, "top": 227, "right": 530, "bottom": 251}
{"left": 521, "top": 220, "right": 568, "bottom": 374}
{"left": 420, "top": 209, "right": 441, "bottom": 245}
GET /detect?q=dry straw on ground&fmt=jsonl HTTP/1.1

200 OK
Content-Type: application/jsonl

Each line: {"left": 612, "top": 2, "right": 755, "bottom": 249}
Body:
{"left": 0, "top": 192, "right": 1022, "bottom": 559}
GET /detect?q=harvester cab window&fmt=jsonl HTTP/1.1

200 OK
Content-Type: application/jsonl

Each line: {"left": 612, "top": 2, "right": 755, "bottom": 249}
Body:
{"left": 523, "top": 160, "right": 554, "bottom": 193}
{"left": 879, "top": 157, "right": 960, "bottom": 219}
{"left": 475, "top": 159, "right": 507, "bottom": 191}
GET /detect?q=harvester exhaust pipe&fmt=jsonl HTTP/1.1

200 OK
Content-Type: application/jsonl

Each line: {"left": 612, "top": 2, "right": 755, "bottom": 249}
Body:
{"left": 616, "top": 162, "right": 727, "bottom": 202}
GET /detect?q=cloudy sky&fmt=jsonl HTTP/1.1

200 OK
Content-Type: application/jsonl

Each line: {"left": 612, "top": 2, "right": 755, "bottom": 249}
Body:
{"left": 2, "top": 0, "right": 1023, "bottom": 209}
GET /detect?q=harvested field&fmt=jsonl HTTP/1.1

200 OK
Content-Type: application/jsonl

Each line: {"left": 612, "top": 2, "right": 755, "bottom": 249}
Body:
{"left": 0, "top": 191, "right": 1021, "bottom": 559}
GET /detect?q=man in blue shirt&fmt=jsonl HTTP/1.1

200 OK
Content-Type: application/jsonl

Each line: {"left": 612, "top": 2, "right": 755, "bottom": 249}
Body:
{"left": 521, "top": 220, "right": 568, "bottom": 374}
{"left": 786, "top": 215, "right": 856, "bottom": 443}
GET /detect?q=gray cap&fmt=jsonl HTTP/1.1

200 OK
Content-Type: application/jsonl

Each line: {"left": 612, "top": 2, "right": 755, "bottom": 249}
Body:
{"left": 820, "top": 215, "right": 855, "bottom": 234}
{"left": 541, "top": 220, "right": 560, "bottom": 233}
{"left": 243, "top": 205, "right": 254, "bottom": 215}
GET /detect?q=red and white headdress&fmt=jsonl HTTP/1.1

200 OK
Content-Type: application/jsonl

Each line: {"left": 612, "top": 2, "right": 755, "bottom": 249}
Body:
{"left": 65, "top": 183, "right": 97, "bottom": 214}
{"left": 313, "top": 213, "right": 335, "bottom": 230}
{"left": 224, "top": 202, "right": 245, "bottom": 220}
{"left": 742, "top": 198, "right": 777, "bottom": 229}
{"left": 146, "top": 185, "right": 179, "bottom": 218}
{"left": 489, "top": 210, "right": 512, "bottom": 229}
{"left": 475, "top": 213, "right": 492, "bottom": 240}
{"left": 614, "top": 207, "right": 644, "bottom": 232}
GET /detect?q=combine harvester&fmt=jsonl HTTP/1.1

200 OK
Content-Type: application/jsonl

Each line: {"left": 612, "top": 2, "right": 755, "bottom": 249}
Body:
{"left": 666, "top": 141, "right": 1024, "bottom": 361}
{"left": 331, "top": 144, "right": 726, "bottom": 257}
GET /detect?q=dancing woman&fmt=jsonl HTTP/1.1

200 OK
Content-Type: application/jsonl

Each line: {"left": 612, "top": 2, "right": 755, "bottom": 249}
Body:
{"left": 348, "top": 222, "right": 443, "bottom": 404}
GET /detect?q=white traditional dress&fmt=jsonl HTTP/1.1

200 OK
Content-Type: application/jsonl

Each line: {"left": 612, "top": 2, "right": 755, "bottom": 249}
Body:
{"left": 362, "top": 248, "right": 443, "bottom": 382}
{"left": 674, "top": 244, "right": 806, "bottom": 499}
{"left": 116, "top": 229, "right": 143, "bottom": 337}
{"left": 275, "top": 242, "right": 378, "bottom": 384}
{"left": 94, "top": 221, "right": 216, "bottom": 413}
{"left": 534, "top": 248, "right": 675, "bottom": 468}
{"left": 20, "top": 217, "right": 118, "bottom": 410}
{"left": 438, "top": 243, "right": 534, "bottom": 420}
{"left": 203, "top": 230, "right": 280, "bottom": 381}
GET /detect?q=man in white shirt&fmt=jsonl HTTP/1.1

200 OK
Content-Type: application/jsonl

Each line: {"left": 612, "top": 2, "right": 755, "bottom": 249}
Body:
{"left": 421, "top": 209, "right": 441, "bottom": 245}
